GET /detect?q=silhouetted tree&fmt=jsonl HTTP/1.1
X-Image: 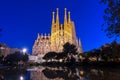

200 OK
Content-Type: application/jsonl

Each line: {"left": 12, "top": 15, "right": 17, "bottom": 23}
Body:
{"left": 0, "top": 50, "right": 3, "bottom": 61}
{"left": 62, "top": 42, "right": 78, "bottom": 62}
{"left": 4, "top": 51, "right": 28, "bottom": 65}
{"left": 85, "top": 49, "right": 101, "bottom": 62}
{"left": 43, "top": 52, "right": 57, "bottom": 61}
{"left": 0, "top": 55, "right": 3, "bottom": 63}
{"left": 63, "top": 42, "right": 78, "bottom": 55}
{"left": 55, "top": 52, "right": 65, "bottom": 60}
{"left": 93, "top": 49, "right": 101, "bottom": 62}
{"left": 100, "top": 44, "right": 111, "bottom": 61}
{"left": 100, "top": 41, "right": 120, "bottom": 62}
{"left": 22, "top": 53, "right": 28, "bottom": 62}
{"left": 100, "top": 0, "right": 120, "bottom": 38}
{"left": 110, "top": 41, "right": 120, "bottom": 61}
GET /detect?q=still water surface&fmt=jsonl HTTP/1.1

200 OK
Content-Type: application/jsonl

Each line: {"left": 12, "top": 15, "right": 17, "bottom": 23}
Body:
{"left": 0, "top": 66, "right": 120, "bottom": 80}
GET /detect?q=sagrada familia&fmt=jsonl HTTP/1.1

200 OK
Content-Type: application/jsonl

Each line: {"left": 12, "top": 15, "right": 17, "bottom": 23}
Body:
{"left": 32, "top": 8, "right": 82, "bottom": 58}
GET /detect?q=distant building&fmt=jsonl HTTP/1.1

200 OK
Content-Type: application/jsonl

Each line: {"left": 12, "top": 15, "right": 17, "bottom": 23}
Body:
{"left": 29, "top": 55, "right": 38, "bottom": 62}
{"left": 32, "top": 8, "right": 82, "bottom": 58}
{"left": 0, "top": 43, "right": 23, "bottom": 57}
{"left": 10, "top": 48, "right": 21, "bottom": 54}
{"left": 102, "top": 43, "right": 111, "bottom": 48}
{"left": 0, "top": 43, "right": 10, "bottom": 57}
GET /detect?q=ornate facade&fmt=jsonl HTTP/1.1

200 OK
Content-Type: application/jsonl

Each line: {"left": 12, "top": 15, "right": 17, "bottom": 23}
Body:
{"left": 32, "top": 8, "right": 82, "bottom": 58}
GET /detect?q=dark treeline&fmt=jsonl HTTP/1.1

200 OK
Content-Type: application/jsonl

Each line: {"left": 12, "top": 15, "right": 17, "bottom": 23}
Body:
{"left": 43, "top": 42, "right": 78, "bottom": 63}
{"left": 84, "top": 41, "right": 120, "bottom": 62}
{"left": 0, "top": 51, "right": 28, "bottom": 66}
{"left": 42, "top": 41, "right": 120, "bottom": 66}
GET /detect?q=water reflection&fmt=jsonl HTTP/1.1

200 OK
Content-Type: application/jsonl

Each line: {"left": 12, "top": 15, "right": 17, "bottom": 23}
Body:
{"left": 30, "top": 66, "right": 120, "bottom": 80}
{"left": 42, "top": 67, "right": 83, "bottom": 80}
{"left": 0, "top": 67, "right": 29, "bottom": 80}
{"left": 0, "top": 66, "right": 120, "bottom": 80}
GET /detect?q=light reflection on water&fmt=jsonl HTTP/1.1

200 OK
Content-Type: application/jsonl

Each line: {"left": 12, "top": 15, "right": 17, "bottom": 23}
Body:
{"left": 0, "top": 66, "right": 120, "bottom": 80}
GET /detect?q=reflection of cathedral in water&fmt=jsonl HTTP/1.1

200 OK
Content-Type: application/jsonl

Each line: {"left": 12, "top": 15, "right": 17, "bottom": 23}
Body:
{"left": 30, "top": 70, "right": 63, "bottom": 80}
{"left": 30, "top": 67, "right": 84, "bottom": 80}
{"left": 30, "top": 71, "right": 48, "bottom": 80}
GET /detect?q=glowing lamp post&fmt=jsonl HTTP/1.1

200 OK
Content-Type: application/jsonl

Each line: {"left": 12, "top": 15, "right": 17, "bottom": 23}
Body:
{"left": 22, "top": 48, "right": 27, "bottom": 54}
{"left": 20, "top": 76, "right": 24, "bottom": 80}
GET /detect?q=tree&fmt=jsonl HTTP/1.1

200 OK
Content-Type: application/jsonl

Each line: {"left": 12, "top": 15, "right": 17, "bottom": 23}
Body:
{"left": 62, "top": 42, "right": 78, "bottom": 62}
{"left": 22, "top": 53, "right": 28, "bottom": 62}
{"left": 0, "top": 55, "right": 3, "bottom": 63}
{"left": 100, "top": 0, "right": 120, "bottom": 38}
{"left": 0, "top": 49, "right": 3, "bottom": 62}
{"left": 93, "top": 49, "right": 101, "bottom": 62}
{"left": 43, "top": 52, "right": 57, "bottom": 61}
{"left": 110, "top": 41, "right": 120, "bottom": 61}
{"left": 86, "top": 49, "right": 101, "bottom": 62}
{"left": 4, "top": 51, "right": 28, "bottom": 65}
{"left": 101, "top": 44, "right": 112, "bottom": 61}
{"left": 100, "top": 41, "right": 120, "bottom": 62}
{"left": 55, "top": 52, "right": 65, "bottom": 60}
{"left": 63, "top": 42, "right": 78, "bottom": 55}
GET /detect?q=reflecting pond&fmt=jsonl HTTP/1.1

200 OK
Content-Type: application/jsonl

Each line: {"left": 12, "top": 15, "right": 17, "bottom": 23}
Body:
{"left": 0, "top": 66, "right": 120, "bottom": 80}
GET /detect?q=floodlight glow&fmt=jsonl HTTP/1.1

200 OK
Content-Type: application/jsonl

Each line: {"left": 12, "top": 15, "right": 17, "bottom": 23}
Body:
{"left": 20, "top": 76, "right": 24, "bottom": 80}
{"left": 22, "top": 48, "right": 27, "bottom": 53}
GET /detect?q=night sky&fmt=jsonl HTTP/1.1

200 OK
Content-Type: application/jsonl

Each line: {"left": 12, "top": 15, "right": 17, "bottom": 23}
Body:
{"left": 0, "top": 0, "right": 117, "bottom": 53}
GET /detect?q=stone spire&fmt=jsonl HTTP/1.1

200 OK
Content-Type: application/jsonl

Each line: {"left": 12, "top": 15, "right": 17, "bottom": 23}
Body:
{"left": 68, "top": 11, "right": 71, "bottom": 23}
{"left": 64, "top": 8, "right": 67, "bottom": 25}
{"left": 56, "top": 8, "right": 59, "bottom": 26}
{"left": 79, "top": 39, "right": 82, "bottom": 47}
{"left": 41, "top": 33, "right": 43, "bottom": 38}
{"left": 52, "top": 12, "right": 55, "bottom": 24}
{"left": 37, "top": 33, "right": 40, "bottom": 39}
{"left": 51, "top": 11, "right": 56, "bottom": 34}
{"left": 78, "top": 39, "right": 82, "bottom": 53}
{"left": 48, "top": 33, "right": 50, "bottom": 38}
{"left": 44, "top": 33, "right": 46, "bottom": 39}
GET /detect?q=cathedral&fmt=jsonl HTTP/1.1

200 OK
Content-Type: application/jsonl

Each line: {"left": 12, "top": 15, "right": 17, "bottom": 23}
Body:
{"left": 32, "top": 8, "right": 82, "bottom": 58}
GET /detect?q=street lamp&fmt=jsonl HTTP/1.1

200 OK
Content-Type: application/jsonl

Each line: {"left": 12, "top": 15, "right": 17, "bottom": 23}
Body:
{"left": 22, "top": 48, "right": 27, "bottom": 54}
{"left": 20, "top": 76, "right": 24, "bottom": 80}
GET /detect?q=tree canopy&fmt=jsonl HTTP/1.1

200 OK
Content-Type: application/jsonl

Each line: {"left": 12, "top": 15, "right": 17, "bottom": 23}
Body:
{"left": 43, "top": 42, "right": 79, "bottom": 63}
{"left": 63, "top": 42, "right": 78, "bottom": 55}
{"left": 100, "top": 0, "right": 120, "bottom": 38}
{"left": 43, "top": 52, "right": 57, "bottom": 61}
{"left": 62, "top": 42, "right": 78, "bottom": 62}
{"left": 4, "top": 51, "right": 28, "bottom": 64}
